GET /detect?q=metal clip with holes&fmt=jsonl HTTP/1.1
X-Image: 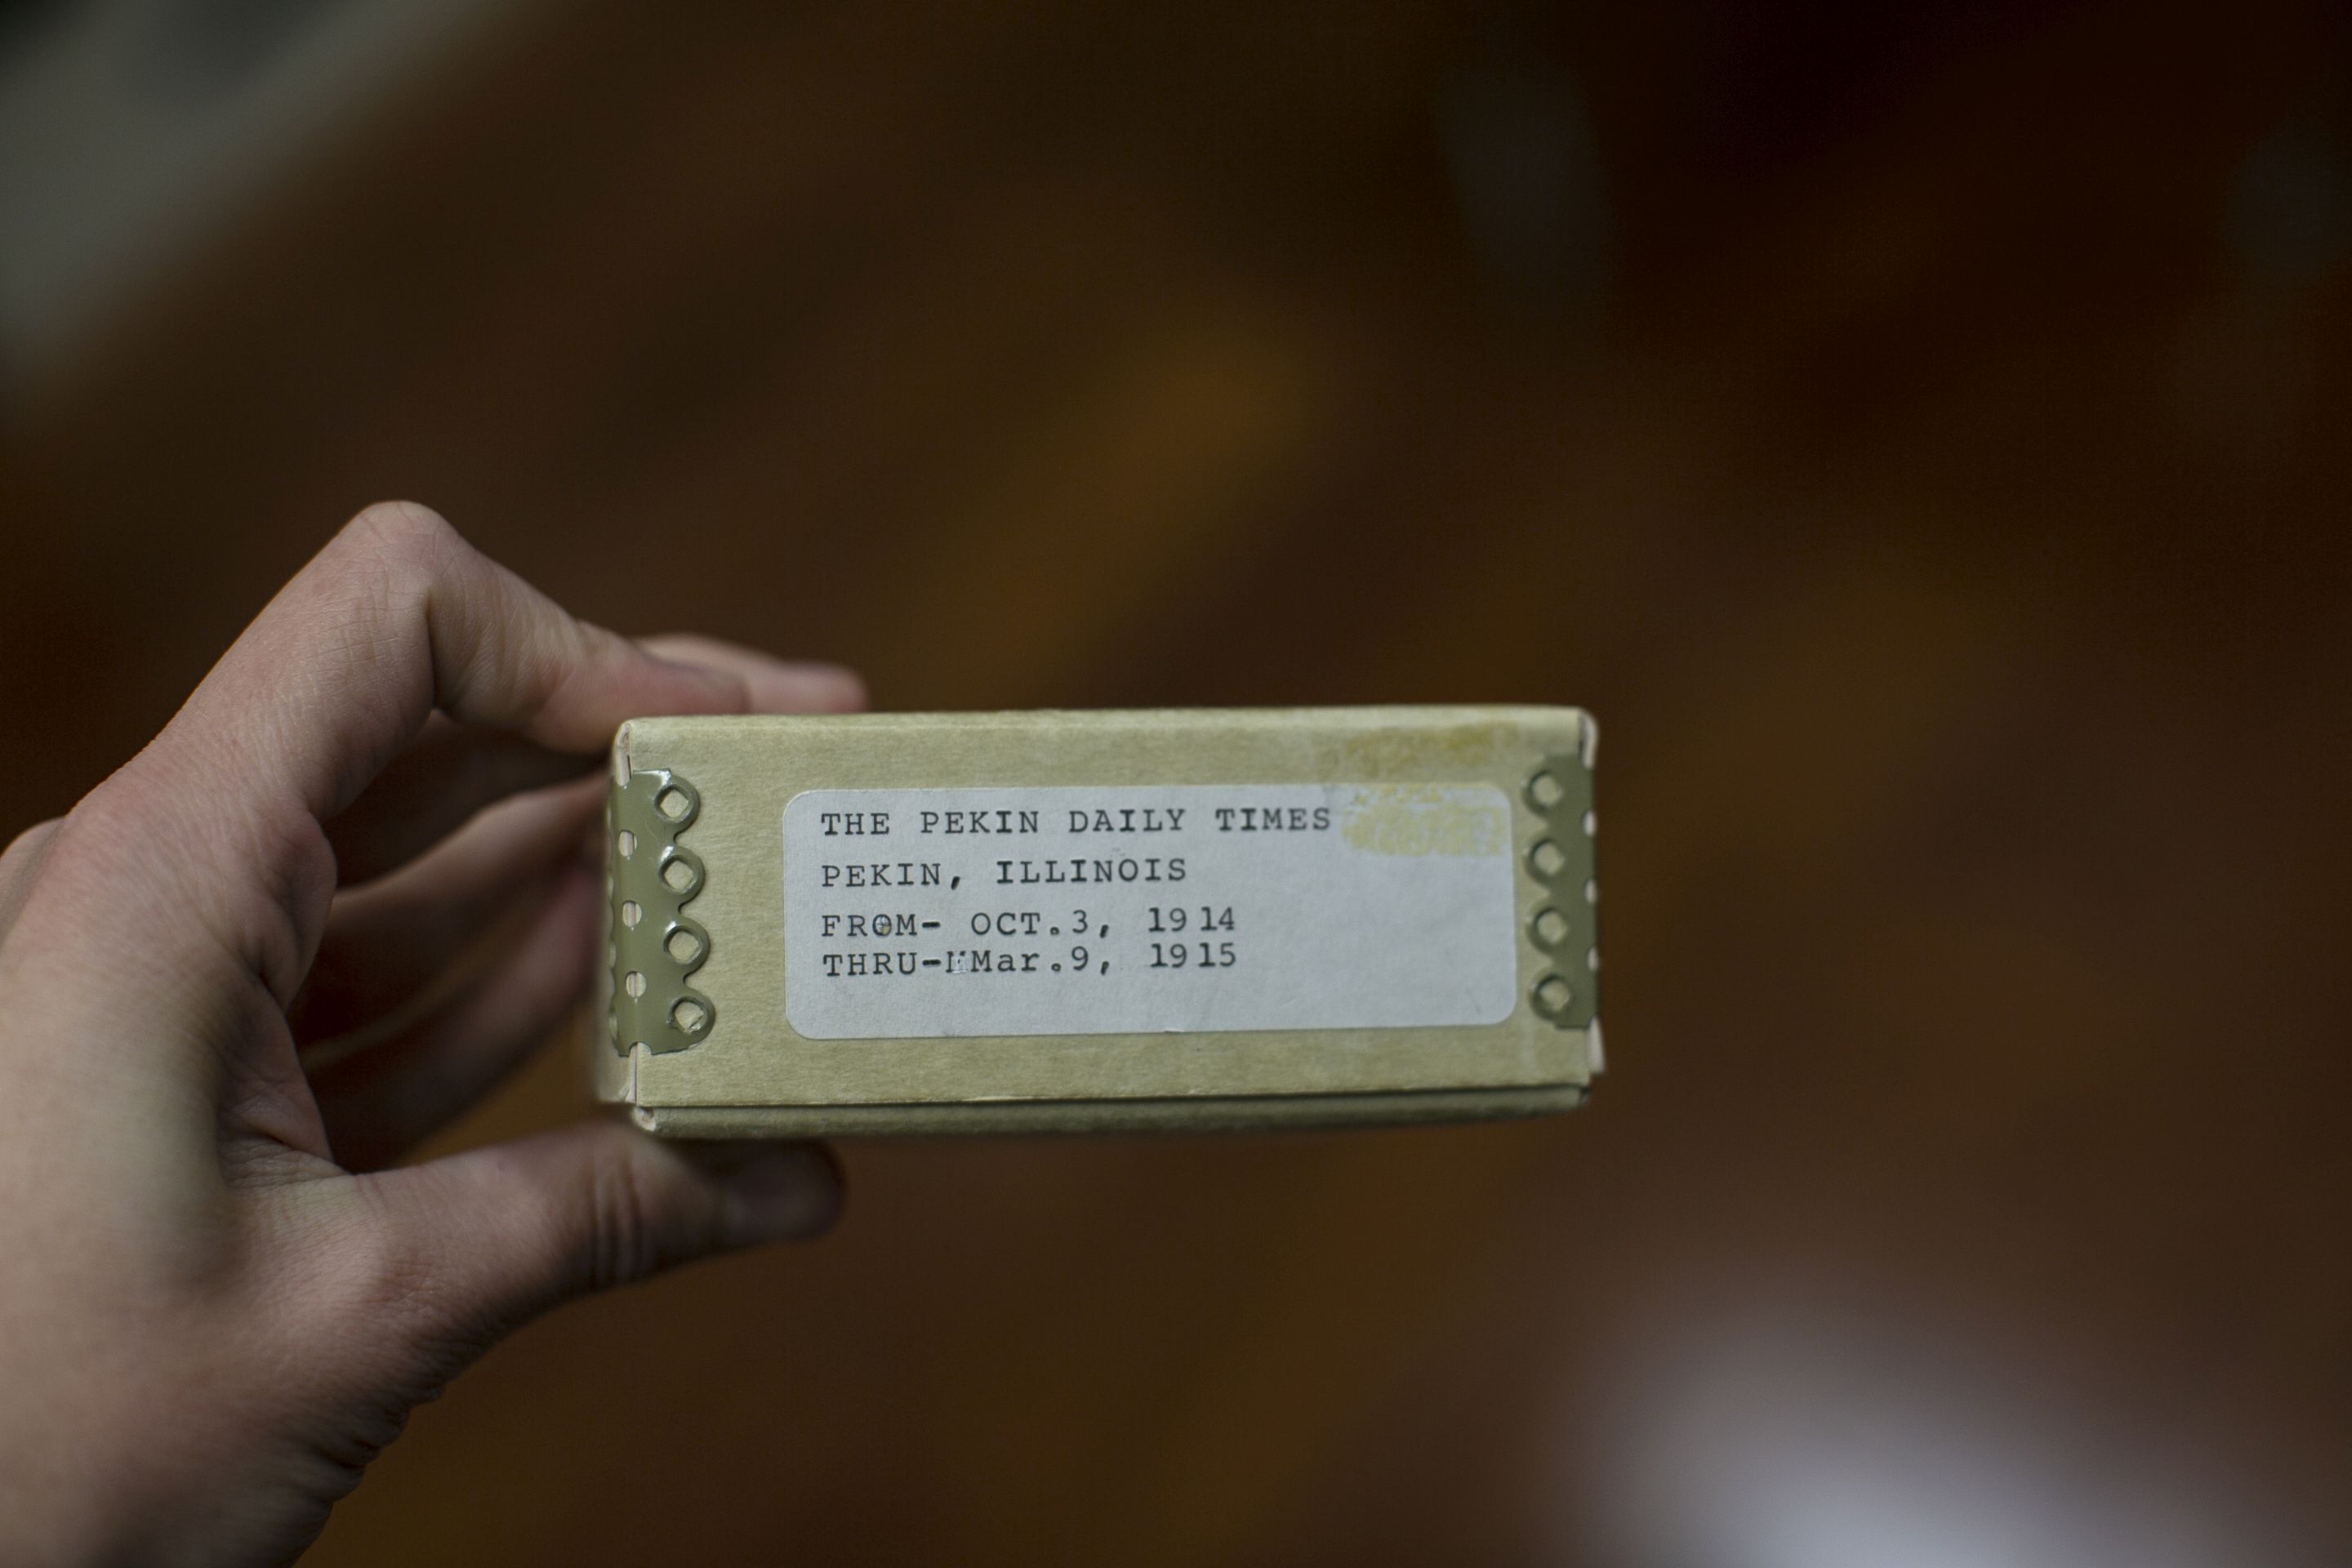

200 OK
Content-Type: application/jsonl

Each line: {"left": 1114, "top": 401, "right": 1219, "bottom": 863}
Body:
{"left": 607, "top": 768, "right": 715, "bottom": 1056}
{"left": 1521, "top": 720, "right": 1598, "bottom": 1031}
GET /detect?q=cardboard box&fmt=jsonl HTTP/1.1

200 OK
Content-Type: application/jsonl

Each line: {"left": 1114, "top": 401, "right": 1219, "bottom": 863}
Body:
{"left": 595, "top": 707, "right": 1599, "bottom": 1134}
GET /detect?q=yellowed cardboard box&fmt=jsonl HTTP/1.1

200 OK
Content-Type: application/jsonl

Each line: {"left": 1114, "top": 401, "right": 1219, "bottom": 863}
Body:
{"left": 595, "top": 707, "right": 1599, "bottom": 1135}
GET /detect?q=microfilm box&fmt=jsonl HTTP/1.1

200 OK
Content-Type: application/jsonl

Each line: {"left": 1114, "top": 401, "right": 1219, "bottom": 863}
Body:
{"left": 595, "top": 707, "right": 1600, "bottom": 1135}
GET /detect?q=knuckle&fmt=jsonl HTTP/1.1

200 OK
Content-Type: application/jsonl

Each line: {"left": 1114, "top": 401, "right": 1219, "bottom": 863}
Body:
{"left": 325, "top": 1183, "right": 484, "bottom": 1360}
{"left": 47, "top": 781, "right": 158, "bottom": 875}
{"left": 0, "top": 817, "right": 60, "bottom": 867}
{"left": 340, "top": 500, "right": 465, "bottom": 579}
{"left": 586, "top": 1139, "right": 665, "bottom": 1290}
{"left": 498, "top": 625, "right": 567, "bottom": 707}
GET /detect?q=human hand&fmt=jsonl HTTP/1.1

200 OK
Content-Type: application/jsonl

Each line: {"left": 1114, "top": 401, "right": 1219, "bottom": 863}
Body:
{"left": 0, "top": 504, "right": 861, "bottom": 1566}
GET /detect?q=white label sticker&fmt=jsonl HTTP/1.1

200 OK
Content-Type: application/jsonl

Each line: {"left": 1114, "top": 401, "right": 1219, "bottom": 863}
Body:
{"left": 782, "top": 785, "right": 1518, "bottom": 1040}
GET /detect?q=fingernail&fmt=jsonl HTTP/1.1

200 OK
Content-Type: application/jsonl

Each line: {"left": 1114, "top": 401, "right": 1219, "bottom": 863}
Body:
{"left": 720, "top": 1145, "right": 842, "bottom": 1245}
{"left": 748, "top": 662, "right": 867, "bottom": 715}
{"left": 658, "top": 655, "right": 755, "bottom": 714}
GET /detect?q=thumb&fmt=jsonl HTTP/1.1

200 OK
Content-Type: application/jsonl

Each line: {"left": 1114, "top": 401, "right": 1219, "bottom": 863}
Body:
{"left": 370, "top": 1122, "right": 840, "bottom": 1347}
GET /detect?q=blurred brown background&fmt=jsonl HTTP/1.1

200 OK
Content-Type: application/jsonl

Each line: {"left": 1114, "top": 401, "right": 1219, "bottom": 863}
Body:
{"left": 4, "top": 0, "right": 2349, "bottom": 1562}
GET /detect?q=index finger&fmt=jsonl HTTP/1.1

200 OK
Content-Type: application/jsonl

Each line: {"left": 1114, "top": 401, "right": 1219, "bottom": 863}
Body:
{"left": 176, "top": 502, "right": 749, "bottom": 819}
{"left": 83, "top": 502, "right": 755, "bottom": 1006}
